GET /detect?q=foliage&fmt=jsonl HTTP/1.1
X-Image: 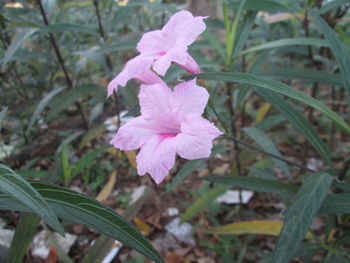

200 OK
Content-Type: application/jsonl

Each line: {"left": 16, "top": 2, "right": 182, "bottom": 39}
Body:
{"left": 1, "top": 0, "right": 350, "bottom": 262}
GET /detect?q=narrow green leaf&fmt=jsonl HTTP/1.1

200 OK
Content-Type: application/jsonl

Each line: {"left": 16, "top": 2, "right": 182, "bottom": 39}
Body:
{"left": 273, "top": 172, "right": 334, "bottom": 263}
{"left": 78, "top": 125, "right": 106, "bottom": 150}
{"left": 47, "top": 84, "right": 100, "bottom": 119}
{"left": 42, "top": 0, "right": 58, "bottom": 18}
{"left": 0, "top": 51, "right": 51, "bottom": 64}
{"left": 198, "top": 73, "right": 350, "bottom": 134}
{"left": 40, "top": 23, "right": 96, "bottom": 35}
{"left": 126, "top": 2, "right": 179, "bottom": 12}
{"left": 319, "top": 193, "right": 350, "bottom": 214}
{"left": 228, "top": 0, "right": 289, "bottom": 12}
{"left": 26, "top": 87, "right": 64, "bottom": 133}
{"left": 81, "top": 187, "right": 154, "bottom": 263}
{"left": 0, "top": 181, "right": 163, "bottom": 263}
{"left": 236, "top": 38, "right": 329, "bottom": 57}
{"left": 0, "top": 107, "right": 8, "bottom": 132}
{"left": 74, "top": 145, "right": 109, "bottom": 176}
{"left": 61, "top": 144, "right": 71, "bottom": 185}
{"left": 97, "top": 41, "right": 137, "bottom": 54}
{"left": 243, "top": 127, "right": 291, "bottom": 178}
{"left": 255, "top": 90, "right": 332, "bottom": 167}
{"left": 203, "top": 30, "right": 225, "bottom": 60}
{"left": 0, "top": 164, "right": 64, "bottom": 234}
{"left": 6, "top": 213, "right": 40, "bottom": 263}
{"left": 226, "top": 0, "right": 247, "bottom": 66}
{"left": 166, "top": 160, "right": 205, "bottom": 192}
{"left": 261, "top": 68, "right": 344, "bottom": 87}
{"left": 319, "top": 0, "right": 350, "bottom": 14}
{"left": 255, "top": 114, "right": 286, "bottom": 130}
{"left": 204, "top": 176, "right": 297, "bottom": 199}
{"left": 233, "top": 11, "right": 257, "bottom": 57}
{"left": 2, "top": 28, "right": 37, "bottom": 68}
{"left": 181, "top": 185, "right": 228, "bottom": 223}
{"left": 311, "top": 9, "right": 350, "bottom": 112}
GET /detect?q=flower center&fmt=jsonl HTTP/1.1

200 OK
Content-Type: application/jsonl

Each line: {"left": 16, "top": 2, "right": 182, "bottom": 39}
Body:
{"left": 159, "top": 133, "right": 178, "bottom": 139}
{"left": 156, "top": 118, "right": 181, "bottom": 137}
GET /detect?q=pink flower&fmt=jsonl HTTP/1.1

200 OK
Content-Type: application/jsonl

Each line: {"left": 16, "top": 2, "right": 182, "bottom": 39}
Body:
{"left": 107, "top": 10, "right": 207, "bottom": 96}
{"left": 107, "top": 55, "right": 165, "bottom": 96}
{"left": 110, "top": 79, "right": 222, "bottom": 184}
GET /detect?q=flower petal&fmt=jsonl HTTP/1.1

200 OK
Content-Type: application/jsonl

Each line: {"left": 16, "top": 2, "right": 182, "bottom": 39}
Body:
{"left": 137, "top": 135, "right": 177, "bottom": 184}
{"left": 136, "top": 30, "right": 168, "bottom": 54}
{"left": 175, "top": 16, "right": 207, "bottom": 46}
{"left": 110, "top": 116, "right": 156, "bottom": 151}
{"left": 152, "top": 47, "right": 188, "bottom": 76}
{"left": 176, "top": 52, "right": 201, "bottom": 74}
{"left": 107, "top": 55, "right": 155, "bottom": 96}
{"left": 170, "top": 79, "right": 209, "bottom": 120}
{"left": 138, "top": 83, "right": 172, "bottom": 120}
{"left": 176, "top": 116, "right": 223, "bottom": 159}
{"left": 136, "top": 69, "right": 166, "bottom": 86}
{"left": 162, "top": 10, "right": 207, "bottom": 46}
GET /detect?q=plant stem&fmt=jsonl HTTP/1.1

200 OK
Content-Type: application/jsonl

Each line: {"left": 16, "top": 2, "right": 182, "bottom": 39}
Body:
{"left": 92, "top": 0, "right": 113, "bottom": 70}
{"left": 226, "top": 135, "right": 316, "bottom": 173}
{"left": 91, "top": 0, "right": 121, "bottom": 129}
{"left": 37, "top": 0, "right": 88, "bottom": 129}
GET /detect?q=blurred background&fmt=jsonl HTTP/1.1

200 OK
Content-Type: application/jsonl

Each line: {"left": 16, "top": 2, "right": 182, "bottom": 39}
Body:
{"left": 1, "top": 0, "right": 350, "bottom": 262}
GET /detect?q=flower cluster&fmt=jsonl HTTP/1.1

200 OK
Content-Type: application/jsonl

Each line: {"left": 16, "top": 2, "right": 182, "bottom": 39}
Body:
{"left": 108, "top": 10, "right": 222, "bottom": 184}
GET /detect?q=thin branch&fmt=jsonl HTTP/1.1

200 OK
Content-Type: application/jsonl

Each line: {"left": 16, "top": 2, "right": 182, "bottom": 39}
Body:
{"left": 92, "top": 0, "right": 113, "bottom": 70}
{"left": 226, "top": 83, "right": 243, "bottom": 176}
{"left": 37, "top": 0, "right": 88, "bottom": 129}
{"left": 226, "top": 135, "right": 316, "bottom": 173}
{"left": 37, "top": 0, "right": 72, "bottom": 88}
{"left": 92, "top": 0, "right": 121, "bottom": 129}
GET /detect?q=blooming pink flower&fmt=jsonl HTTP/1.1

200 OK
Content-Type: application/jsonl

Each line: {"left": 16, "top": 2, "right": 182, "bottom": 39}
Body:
{"left": 107, "top": 10, "right": 207, "bottom": 96}
{"left": 110, "top": 79, "right": 222, "bottom": 184}
{"left": 107, "top": 54, "right": 166, "bottom": 96}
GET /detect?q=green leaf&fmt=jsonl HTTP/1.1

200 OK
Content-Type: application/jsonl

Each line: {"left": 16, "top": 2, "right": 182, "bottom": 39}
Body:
{"left": 197, "top": 73, "right": 350, "bottom": 134}
{"left": 81, "top": 187, "right": 154, "bottom": 263}
{"left": 78, "top": 124, "right": 106, "bottom": 150}
{"left": 39, "top": 23, "right": 96, "bottom": 35}
{"left": 204, "top": 176, "right": 297, "bottom": 199}
{"left": 273, "top": 172, "right": 334, "bottom": 263}
{"left": 255, "top": 114, "right": 286, "bottom": 130}
{"left": 0, "top": 181, "right": 163, "bottom": 263}
{"left": 166, "top": 160, "right": 205, "bottom": 192}
{"left": 225, "top": 0, "right": 247, "bottom": 66}
{"left": 126, "top": 2, "right": 179, "bottom": 12}
{"left": 61, "top": 144, "right": 71, "bottom": 184}
{"left": 319, "top": 193, "right": 350, "bottom": 214}
{"left": 228, "top": 0, "right": 289, "bottom": 12}
{"left": 261, "top": 68, "right": 344, "bottom": 87}
{"left": 26, "top": 87, "right": 65, "bottom": 133}
{"left": 236, "top": 38, "right": 329, "bottom": 57}
{"left": 74, "top": 145, "right": 109, "bottom": 176}
{"left": 255, "top": 90, "right": 333, "bottom": 167}
{"left": 319, "top": 0, "right": 350, "bottom": 14}
{"left": 311, "top": 9, "right": 350, "bottom": 112}
{"left": 0, "top": 50, "right": 51, "bottom": 64}
{"left": 42, "top": 0, "right": 58, "bottom": 18}
{"left": 0, "top": 106, "right": 8, "bottom": 132}
{"left": 97, "top": 41, "right": 137, "bottom": 54}
{"left": 2, "top": 28, "right": 37, "bottom": 68}
{"left": 181, "top": 185, "right": 228, "bottom": 223}
{"left": 233, "top": 11, "right": 257, "bottom": 57}
{"left": 6, "top": 213, "right": 40, "bottom": 263}
{"left": 0, "top": 164, "right": 64, "bottom": 234}
{"left": 48, "top": 84, "right": 100, "bottom": 119}
{"left": 203, "top": 30, "right": 225, "bottom": 60}
{"left": 243, "top": 127, "right": 291, "bottom": 178}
